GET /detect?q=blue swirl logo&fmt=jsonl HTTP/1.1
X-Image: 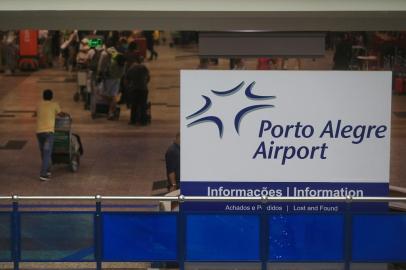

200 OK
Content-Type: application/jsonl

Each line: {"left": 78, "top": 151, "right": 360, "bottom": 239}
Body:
{"left": 186, "top": 81, "right": 276, "bottom": 138}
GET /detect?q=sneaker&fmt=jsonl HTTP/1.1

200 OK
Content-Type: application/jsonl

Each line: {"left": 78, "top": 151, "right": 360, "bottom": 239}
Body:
{"left": 46, "top": 171, "right": 52, "bottom": 177}
{"left": 39, "top": 175, "right": 50, "bottom": 181}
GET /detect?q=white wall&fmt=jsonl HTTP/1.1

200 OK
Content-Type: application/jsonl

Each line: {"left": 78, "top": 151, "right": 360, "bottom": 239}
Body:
{"left": 1, "top": 0, "right": 406, "bottom": 12}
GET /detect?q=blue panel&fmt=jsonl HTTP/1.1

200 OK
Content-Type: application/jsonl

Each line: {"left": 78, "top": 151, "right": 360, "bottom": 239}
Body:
{"left": 20, "top": 213, "right": 94, "bottom": 261}
{"left": 103, "top": 213, "right": 177, "bottom": 261}
{"left": 269, "top": 215, "right": 344, "bottom": 261}
{"left": 186, "top": 214, "right": 260, "bottom": 261}
{"left": 352, "top": 214, "right": 406, "bottom": 262}
{"left": 0, "top": 213, "right": 11, "bottom": 261}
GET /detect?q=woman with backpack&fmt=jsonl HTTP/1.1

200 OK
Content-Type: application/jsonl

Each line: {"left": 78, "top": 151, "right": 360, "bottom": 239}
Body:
{"left": 97, "top": 40, "right": 126, "bottom": 120}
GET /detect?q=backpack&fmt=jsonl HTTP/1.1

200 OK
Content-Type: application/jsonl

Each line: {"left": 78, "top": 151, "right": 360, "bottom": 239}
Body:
{"left": 97, "top": 50, "right": 113, "bottom": 78}
{"left": 89, "top": 48, "right": 102, "bottom": 72}
{"left": 104, "top": 52, "right": 126, "bottom": 79}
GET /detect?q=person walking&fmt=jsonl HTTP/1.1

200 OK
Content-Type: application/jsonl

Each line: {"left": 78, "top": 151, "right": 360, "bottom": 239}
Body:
{"left": 42, "top": 35, "right": 54, "bottom": 67}
{"left": 333, "top": 33, "right": 353, "bottom": 70}
{"left": 36, "top": 89, "right": 64, "bottom": 181}
{"left": 97, "top": 39, "right": 125, "bottom": 120}
{"left": 125, "top": 58, "right": 150, "bottom": 125}
{"left": 51, "top": 31, "right": 61, "bottom": 59}
{"left": 4, "top": 32, "right": 18, "bottom": 74}
{"left": 165, "top": 133, "right": 180, "bottom": 191}
{"left": 125, "top": 41, "right": 141, "bottom": 67}
{"left": 121, "top": 41, "right": 141, "bottom": 107}
{"left": 143, "top": 31, "right": 158, "bottom": 60}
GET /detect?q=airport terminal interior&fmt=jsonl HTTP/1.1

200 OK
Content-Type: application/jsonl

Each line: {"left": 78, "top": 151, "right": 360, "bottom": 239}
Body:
{"left": 1, "top": 29, "right": 406, "bottom": 270}
{"left": 1, "top": 30, "right": 406, "bottom": 198}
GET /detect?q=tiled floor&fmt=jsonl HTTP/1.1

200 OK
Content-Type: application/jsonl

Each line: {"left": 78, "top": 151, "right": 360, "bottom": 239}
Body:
{"left": 0, "top": 44, "right": 405, "bottom": 197}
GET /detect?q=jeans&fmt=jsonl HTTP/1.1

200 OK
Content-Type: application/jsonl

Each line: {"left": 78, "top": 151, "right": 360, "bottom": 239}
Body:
{"left": 37, "top": 132, "right": 54, "bottom": 177}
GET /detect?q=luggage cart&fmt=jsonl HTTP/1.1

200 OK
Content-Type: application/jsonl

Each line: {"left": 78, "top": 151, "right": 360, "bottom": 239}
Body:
{"left": 52, "top": 115, "right": 83, "bottom": 172}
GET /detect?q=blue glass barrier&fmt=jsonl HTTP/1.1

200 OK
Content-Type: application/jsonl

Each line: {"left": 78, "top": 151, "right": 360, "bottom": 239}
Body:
{"left": 352, "top": 214, "right": 406, "bottom": 262}
{"left": 102, "top": 213, "right": 177, "bottom": 261}
{"left": 0, "top": 213, "right": 11, "bottom": 261}
{"left": 269, "top": 214, "right": 344, "bottom": 261}
{"left": 20, "top": 213, "right": 94, "bottom": 261}
{"left": 186, "top": 214, "right": 260, "bottom": 261}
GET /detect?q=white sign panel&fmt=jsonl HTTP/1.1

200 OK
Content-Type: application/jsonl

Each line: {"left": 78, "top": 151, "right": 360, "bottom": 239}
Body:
{"left": 180, "top": 71, "right": 391, "bottom": 209}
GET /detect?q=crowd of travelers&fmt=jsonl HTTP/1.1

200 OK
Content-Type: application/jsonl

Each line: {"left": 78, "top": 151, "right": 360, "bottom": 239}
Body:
{"left": 0, "top": 30, "right": 156, "bottom": 124}
{"left": 3, "top": 30, "right": 405, "bottom": 124}
{"left": 62, "top": 30, "right": 153, "bottom": 124}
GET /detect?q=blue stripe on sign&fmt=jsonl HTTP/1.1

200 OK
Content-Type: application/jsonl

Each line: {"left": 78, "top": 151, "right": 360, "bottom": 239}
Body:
{"left": 180, "top": 181, "right": 389, "bottom": 212}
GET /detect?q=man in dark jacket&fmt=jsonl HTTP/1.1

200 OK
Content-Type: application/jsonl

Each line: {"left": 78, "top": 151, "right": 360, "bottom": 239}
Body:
{"left": 125, "top": 59, "right": 150, "bottom": 125}
{"left": 143, "top": 31, "right": 158, "bottom": 60}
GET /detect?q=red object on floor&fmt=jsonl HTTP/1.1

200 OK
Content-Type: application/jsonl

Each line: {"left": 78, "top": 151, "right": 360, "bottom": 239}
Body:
{"left": 19, "top": 30, "right": 38, "bottom": 57}
{"left": 394, "top": 77, "right": 405, "bottom": 94}
{"left": 19, "top": 30, "right": 39, "bottom": 70}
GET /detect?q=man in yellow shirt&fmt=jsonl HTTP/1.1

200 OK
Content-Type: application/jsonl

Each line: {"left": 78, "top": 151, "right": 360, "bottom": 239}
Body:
{"left": 36, "top": 89, "right": 63, "bottom": 181}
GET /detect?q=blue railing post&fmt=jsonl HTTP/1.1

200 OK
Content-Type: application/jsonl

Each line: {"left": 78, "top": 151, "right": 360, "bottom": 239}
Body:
{"left": 344, "top": 196, "right": 352, "bottom": 270}
{"left": 11, "top": 195, "right": 19, "bottom": 270}
{"left": 178, "top": 195, "right": 185, "bottom": 270}
{"left": 260, "top": 196, "right": 268, "bottom": 270}
{"left": 95, "top": 195, "right": 102, "bottom": 270}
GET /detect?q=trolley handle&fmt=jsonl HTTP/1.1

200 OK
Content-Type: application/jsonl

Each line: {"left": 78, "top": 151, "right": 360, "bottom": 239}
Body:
{"left": 55, "top": 112, "right": 72, "bottom": 130}
{"left": 57, "top": 112, "right": 71, "bottom": 119}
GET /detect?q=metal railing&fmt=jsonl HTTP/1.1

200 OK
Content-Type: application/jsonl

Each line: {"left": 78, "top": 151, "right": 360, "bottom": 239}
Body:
{"left": 1, "top": 195, "right": 406, "bottom": 202}
{"left": 0, "top": 195, "right": 405, "bottom": 270}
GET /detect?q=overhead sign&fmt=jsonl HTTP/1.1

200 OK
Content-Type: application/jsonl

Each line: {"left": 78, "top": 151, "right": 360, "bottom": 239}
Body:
{"left": 181, "top": 71, "right": 391, "bottom": 212}
{"left": 88, "top": 37, "right": 103, "bottom": 48}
